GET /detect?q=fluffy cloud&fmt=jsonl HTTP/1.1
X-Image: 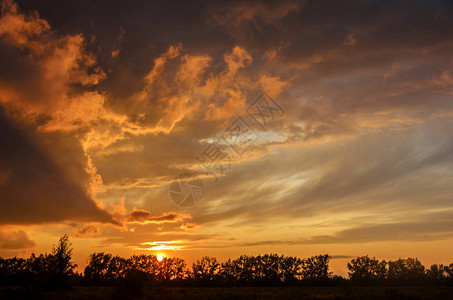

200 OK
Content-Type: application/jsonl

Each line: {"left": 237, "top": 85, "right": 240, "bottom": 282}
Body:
{"left": 75, "top": 225, "right": 99, "bottom": 238}
{"left": 0, "top": 230, "right": 35, "bottom": 250}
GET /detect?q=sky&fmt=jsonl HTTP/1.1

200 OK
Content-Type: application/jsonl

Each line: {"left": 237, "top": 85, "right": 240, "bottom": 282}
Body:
{"left": 1, "top": 0, "right": 453, "bottom": 275}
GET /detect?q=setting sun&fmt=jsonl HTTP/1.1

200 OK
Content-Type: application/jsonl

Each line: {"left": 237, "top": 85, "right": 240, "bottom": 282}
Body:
{"left": 157, "top": 255, "right": 164, "bottom": 262}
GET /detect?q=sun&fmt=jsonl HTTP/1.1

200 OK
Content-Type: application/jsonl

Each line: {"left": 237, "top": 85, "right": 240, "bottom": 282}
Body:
{"left": 157, "top": 254, "right": 164, "bottom": 262}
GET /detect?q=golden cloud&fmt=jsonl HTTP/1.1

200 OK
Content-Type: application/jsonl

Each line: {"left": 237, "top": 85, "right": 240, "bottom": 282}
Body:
{"left": 127, "top": 211, "right": 191, "bottom": 225}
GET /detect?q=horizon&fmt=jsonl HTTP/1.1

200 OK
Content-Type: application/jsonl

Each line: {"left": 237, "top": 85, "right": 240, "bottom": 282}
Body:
{"left": 1, "top": 0, "right": 453, "bottom": 278}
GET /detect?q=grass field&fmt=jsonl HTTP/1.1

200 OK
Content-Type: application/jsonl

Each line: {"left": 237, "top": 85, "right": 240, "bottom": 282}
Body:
{"left": 2, "top": 286, "right": 453, "bottom": 300}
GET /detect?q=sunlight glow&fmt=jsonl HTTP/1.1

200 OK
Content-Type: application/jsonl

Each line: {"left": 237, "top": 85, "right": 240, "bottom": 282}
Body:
{"left": 157, "top": 254, "right": 164, "bottom": 262}
{"left": 138, "top": 241, "right": 184, "bottom": 251}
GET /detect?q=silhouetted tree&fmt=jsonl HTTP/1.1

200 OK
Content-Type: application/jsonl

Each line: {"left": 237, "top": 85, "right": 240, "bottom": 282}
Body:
{"left": 387, "top": 258, "right": 425, "bottom": 283}
{"left": 47, "top": 234, "right": 77, "bottom": 287}
{"left": 281, "top": 255, "right": 301, "bottom": 283}
{"left": 301, "top": 254, "right": 331, "bottom": 281}
{"left": 220, "top": 259, "right": 236, "bottom": 283}
{"left": 84, "top": 253, "right": 113, "bottom": 283}
{"left": 192, "top": 256, "right": 220, "bottom": 281}
{"left": 164, "top": 257, "right": 187, "bottom": 280}
{"left": 0, "top": 257, "right": 28, "bottom": 285}
{"left": 426, "top": 264, "right": 446, "bottom": 281}
{"left": 445, "top": 263, "right": 453, "bottom": 279}
{"left": 108, "top": 255, "right": 129, "bottom": 279}
{"left": 232, "top": 255, "right": 259, "bottom": 282}
{"left": 258, "top": 254, "right": 282, "bottom": 282}
{"left": 347, "top": 256, "right": 387, "bottom": 283}
{"left": 129, "top": 254, "right": 155, "bottom": 280}
{"left": 7, "top": 247, "right": 453, "bottom": 289}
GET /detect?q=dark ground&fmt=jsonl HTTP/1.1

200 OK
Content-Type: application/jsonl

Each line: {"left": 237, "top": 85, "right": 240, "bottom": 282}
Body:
{"left": 1, "top": 286, "right": 453, "bottom": 300}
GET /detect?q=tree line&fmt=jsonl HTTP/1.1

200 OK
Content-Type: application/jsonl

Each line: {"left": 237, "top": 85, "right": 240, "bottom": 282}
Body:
{"left": 0, "top": 235, "right": 76, "bottom": 288}
{"left": 84, "top": 252, "right": 331, "bottom": 286}
{"left": 1, "top": 235, "right": 453, "bottom": 288}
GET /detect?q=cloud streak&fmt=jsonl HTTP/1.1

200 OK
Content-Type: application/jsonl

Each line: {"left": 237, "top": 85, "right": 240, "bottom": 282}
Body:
{"left": 127, "top": 211, "right": 191, "bottom": 225}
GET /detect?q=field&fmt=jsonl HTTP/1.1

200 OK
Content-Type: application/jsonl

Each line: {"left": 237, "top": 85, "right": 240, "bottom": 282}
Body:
{"left": 2, "top": 286, "right": 453, "bottom": 300}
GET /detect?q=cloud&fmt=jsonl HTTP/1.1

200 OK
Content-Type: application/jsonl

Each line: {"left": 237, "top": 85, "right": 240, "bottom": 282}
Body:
{"left": 0, "top": 230, "right": 35, "bottom": 250}
{"left": 212, "top": 1, "right": 301, "bottom": 28}
{"left": 0, "top": 106, "right": 117, "bottom": 225}
{"left": 179, "top": 223, "right": 198, "bottom": 231}
{"left": 125, "top": 44, "right": 256, "bottom": 134}
{"left": 238, "top": 219, "right": 453, "bottom": 247}
{"left": 127, "top": 210, "right": 191, "bottom": 224}
{"left": 181, "top": 121, "right": 453, "bottom": 244}
{"left": 0, "top": 1, "right": 118, "bottom": 225}
{"left": 75, "top": 225, "right": 99, "bottom": 238}
{"left": 0, "top": 0, "right": 105, "bottom": 115}
{"left": 343, "top": 33, "right": 358, "bottom": 46}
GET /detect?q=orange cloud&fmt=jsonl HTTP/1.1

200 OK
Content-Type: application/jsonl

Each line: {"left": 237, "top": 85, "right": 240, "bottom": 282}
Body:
{"left": 0, "top": 230, "right": 35, "bottom": 250}
{"left": 179, "top": 223, "right": 199, "bottom": 231}
{"left": 0, "top": 0, "right": 105, "bottom": 115}
{"left": 224, "top": 45, "right": 252, "bottom": 74}
{"left": 127, "top": 211, "right": 191, "bottom": 224}
{"left": 75, "top": 225, "right": 99, "bottom": 238}
{"left": 0, "top": 1, "right": 117, "bottom": 225}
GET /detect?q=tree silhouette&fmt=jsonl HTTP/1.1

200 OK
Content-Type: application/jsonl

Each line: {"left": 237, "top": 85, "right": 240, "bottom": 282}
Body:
{"left": 220, "top": 259, "right": 236, "bottom": 282}
{"left": 48, "top": 234, "right": 77, "bottom": 287}
{"left": 3, "top": 246, "right": 453, "bottom": 289}
{"left": 445, "top": 263, "right": 453, "bottom": 280}
{"left": 192, "top": 256, "right": 220, "bottom": 282}
{"left": 347, "top": 256, "right": 387, "bottom": 282}
{"left": 258, "top": 254, "right": 282, "bottom": 282}
{"left": 301, "top": 254, "right": 331, "bottom": 281}
{"left": 84, "top": 252, "right": 113, "bottom": 283}
{"left": 426, "top": 264, "right": 446, "bottom": 281}
{"left": 164, "top": 257, "right": 187, "bottom": 280}
{"left": 281, "top": 255, "right": 301, "bottom": 283}
{"left": 388, "top": 258, "right": 425, "bottom": 282}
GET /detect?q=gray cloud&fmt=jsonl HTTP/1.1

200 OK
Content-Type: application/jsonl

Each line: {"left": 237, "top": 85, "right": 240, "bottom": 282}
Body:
{"left": 238, "top": 218, "right": 453, "bottom": 247}
{"left": 0, "top": 106, "right": 116, "bottom": 225}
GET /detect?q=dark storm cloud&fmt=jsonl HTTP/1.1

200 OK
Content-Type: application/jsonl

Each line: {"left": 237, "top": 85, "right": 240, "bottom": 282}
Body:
{"left": 0, "top": 34, "right": 45, "bottom": 101}
{"left": 0, "top": 106, "right": 116, "bottom": 225}
{"left": 15, "top": 0, "right": 232, "bottom": 99}
{"left": 13, "top": 0, "right": 453, "bottom": 137}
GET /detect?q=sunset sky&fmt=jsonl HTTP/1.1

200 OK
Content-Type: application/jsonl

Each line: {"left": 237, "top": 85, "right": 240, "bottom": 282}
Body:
{"left": 1, "top": 0, "right": 453, "bottom": 275}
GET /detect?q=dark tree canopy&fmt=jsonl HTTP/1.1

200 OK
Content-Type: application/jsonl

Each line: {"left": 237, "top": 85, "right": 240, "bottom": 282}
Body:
{"left": 1, "top": 239, "right": 453, "bottom": 288}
